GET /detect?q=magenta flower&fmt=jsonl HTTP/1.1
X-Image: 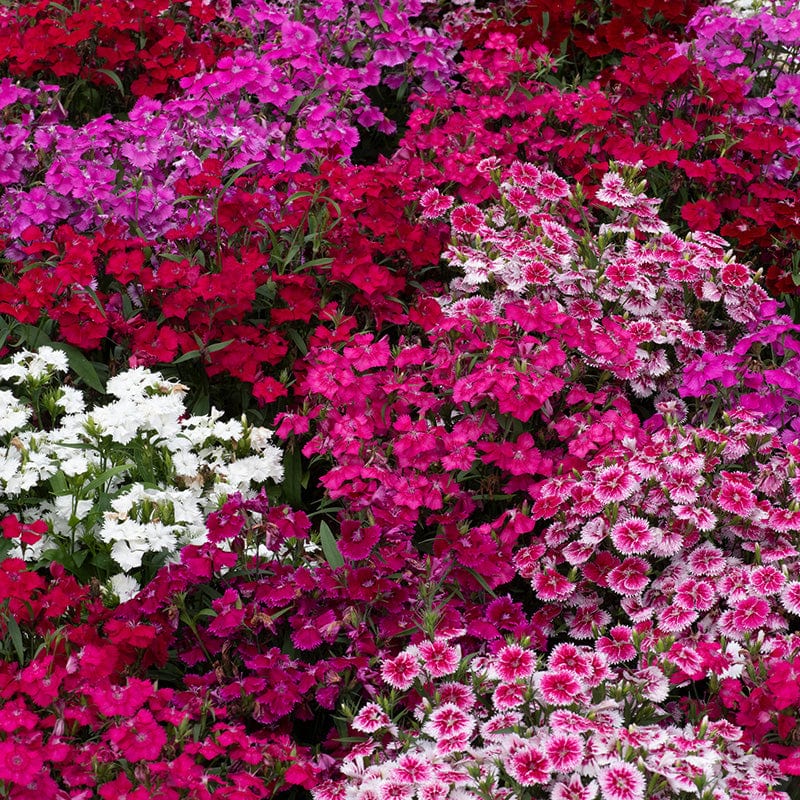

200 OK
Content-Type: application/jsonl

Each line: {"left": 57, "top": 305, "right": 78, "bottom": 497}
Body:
{"left": 352, "top": 703, "right": 392, "bottom": 734}
{"left": 539, "top": 669, "right": 584, "bottom": 706}
{"left": 422, "top": 703, "right": 475, "bottom": 739}
{"left": 599, "top": 760, "right": 645, "bottom": 800}
{"left": 381, "top": 651, "right": 420, "bottom": 690}
{"left": 506, "top": 743, "right": 551, "bottom": 786}
{"left": 494, "top": 644, "right": 535, "bottom": 682}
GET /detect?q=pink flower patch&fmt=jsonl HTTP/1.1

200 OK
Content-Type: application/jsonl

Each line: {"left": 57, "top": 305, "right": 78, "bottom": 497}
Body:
{"left": 418, "top": 640, "right": 460, "bottom": 678}
{"left": 352, "top": 703, "right": 392, "bottom": 734}
{"left": 545, "top": 731, "right": 584, "bottom": 771}
{"left": 606, "top": 557, "right": 650, "bottom": 595}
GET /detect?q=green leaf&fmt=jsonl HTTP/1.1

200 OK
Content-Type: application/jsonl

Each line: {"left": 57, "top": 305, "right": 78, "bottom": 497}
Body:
{"left": 47, "top": 342, "right": 106, "bottom": 393}
{"left": 5, "top": 615, "right": 25, "bottom": 664}
{"left": 286, "top": 328, "right": 308, "bottom": 356}
{"left": 205, "top": 339, "right": 234, "bottom": 353}
{"left": 319, "top": 521, "right": 344, "bottom": 570}
{"left": 81, "top": 462, "right": 136, "bottom": 496}
{"left": 281, "top": 447, "right": 303, "bottom": 508}
{"left": 95, "top": 68, "right": 125, "bottom": 95}
{"left": 223, "top": 162, "right": 260, "bottom": 190}
{"left": 464, "top": 568, "right": 497, "bottom": 597}
{"left": 172, "top": 349, "right": 203, "bottom": 364}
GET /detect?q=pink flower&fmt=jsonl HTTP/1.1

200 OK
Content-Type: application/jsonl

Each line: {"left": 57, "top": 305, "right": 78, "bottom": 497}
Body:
{"left": 493, "top": 681, "right": 527, "bottom": 709}
{"left": 674, "top": 579, "right": 716, "bottom": 611}
{"left": 352, "top": 703, "right": 392, "bottom": 734}
{"left": 0, "top": 738, "right": 44, "bottom": 785}
{"left": 606, "top": 557, "right": 650, "bottom": 595}
{"left": 539, "top": 669, "right": 584, "bottom": 705}
{"left": 422, "top": 704, "right": 475, "bottom": 739}
{"left": 393, "top": 754, "right": 434, "bottom": 783}
{"left": 551, "top": 776, "right": 598, "bottom": 800}
{"left": 546, "top": 732, "right": 584, "bottom": 771}
{"left": 596, "top": 626, "right": 637, "bottom": 663}
{"left": 599, "top": 760, "right": 645, "bottom": 800}
{"left": 657, "top": 604, "right": 698, "bottom": 633}
{"left": 381, "top": 651, "right": 420, "bottom": 690}
{"left": 107, "top": 709, "right": 167, "bottom": 761}
{"left": 494, "top": 644, "right": 536, "bottom": 681}
{"left": 728, "top": 596, "right": 770, "bottom": 634}
{"left": 450, "top": 204, "right": 485, "bottom": 234}
{"left": 506, "top": 743, "right": 551, "bottom": 786}
{"left": 750, "top": 565, "right": 785, "bottom": 595}
{"left": 548, "top": 643, "right": 593, "bottom": 679}
{"left": 532, "top": 568, "right": 576, "bottom": 600}
{"left": 687, "top": 544, "right": 726, "bottom": 576}
{"left": 715, "top": 472, "right": 756, "bottom": 516}
{"left": 780, "top": 581, "right": 800, "bottom": 615}
{"left": 609, "top": 517, "right": 653, "bottom": 555}
{"left": 593, "top": 466, "right": 639, "bottom": 504}
{"left": 419, "top": 188, "right": 454, "bottom": 219}
{"left": 418, "top": 640, "right": 460, "bottom": 678}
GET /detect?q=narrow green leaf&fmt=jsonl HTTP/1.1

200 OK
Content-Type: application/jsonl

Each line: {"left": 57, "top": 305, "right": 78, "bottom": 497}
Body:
{"left": 95, "top": 68, "right": 125, "bottom": 95}
{"left": 282, "top": 447, "right": 302, "bottom": 508}
{"left": 172, "top": 349, "right": 203, "bottom": 364}
{"left": 5, "top": 615, "right": 25, "bottom": 665}
{"left": 81, "top": 462, "right": 135, "bottom": 495}
{"left": 223, "top": 162, "right": 260, "bottom": 190}
{"left": 205, "top": 339, "right": 234, "bottom": 353}
{"left": 47, "top": 342, "right": 106, "bottom": 393}
{"left": 465, "top": 568, "right": 497, "bottom": 597}
{"left": 319, "top": 521, "right": 344, "bottom": 570}
{"left": 286, "top": 328, "right": 308, "bottom": 356}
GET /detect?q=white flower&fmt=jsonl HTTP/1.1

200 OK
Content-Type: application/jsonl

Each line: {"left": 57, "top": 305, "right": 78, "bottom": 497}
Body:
{"left": 54, "top": 386, "right": 85, "bottom": 414}
{"left": 0, "top": 390, "right": 29, "bottom": 434}
{"left": 108, "top": 573, "right": 141, "bottom": 603}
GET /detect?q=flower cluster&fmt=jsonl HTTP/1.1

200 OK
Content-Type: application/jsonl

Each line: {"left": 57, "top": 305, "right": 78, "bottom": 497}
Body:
{"left": 316, "top": 640, "right": 789, "bottom": 800}
{"left": 0, "top": 347, "right": 282, "bottom": 594}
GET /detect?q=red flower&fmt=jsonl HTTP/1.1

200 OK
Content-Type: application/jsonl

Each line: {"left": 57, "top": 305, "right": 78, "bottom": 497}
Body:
{"left": 681, "top": 199, "right": 721, "bottom": 232}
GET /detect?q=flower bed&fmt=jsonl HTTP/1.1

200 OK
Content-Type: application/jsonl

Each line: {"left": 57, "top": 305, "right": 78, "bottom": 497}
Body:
{"left": 1, "top": 0, "right": 800, "bottom": 797}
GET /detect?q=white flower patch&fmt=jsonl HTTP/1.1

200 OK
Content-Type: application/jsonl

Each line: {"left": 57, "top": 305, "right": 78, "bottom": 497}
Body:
{"left": 0, "top": 350, "right": 284, "bottom": 589}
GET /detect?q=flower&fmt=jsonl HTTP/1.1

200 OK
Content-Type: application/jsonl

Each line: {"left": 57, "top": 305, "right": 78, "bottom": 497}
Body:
{"left": 506, "top": 743, "right": 551, "bottom": 786}
{"left": 599, "top": 760, "right": 645, "bottom": 800}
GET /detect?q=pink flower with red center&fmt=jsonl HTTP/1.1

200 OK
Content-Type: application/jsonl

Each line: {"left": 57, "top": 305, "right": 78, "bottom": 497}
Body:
{"left": 537, "top": 170, "right": 570, "bottom": 201}
{"left": 674, "top": 578, "right": 716, "bottom": 611}
{"left": 539, "top": 669, "right": 584, "bottom": 705}
{"left": 506, "top": 743, "right": 551, "bottom": 786}
{"left": 392, "top": 754, "right": 434, "bottom": 783}
{"left": 551, "top": 775, "right": 598, "bottom": 800}
{"left": 508, "top": 161, "right": 541, "bottom": 188}
{"left": 609, "top": 517, "right": 654, "bottom": 555}
{"left": 715, "top": 472, "right": 757, "bottom": 516}
{"left": 422, "top": 703, "right": 475, "bottom": 740}
{"left": 596, "top": 172, "right": 636, "bottom": 208}
{"left": 657, "top": 604, "right": 698, "bottom": 633}
{"left": 687, "top": 544, "right": 726, "bottom": 576}
{"left": 352, "top": 703, "right": 392, "bottom": 734}
{"left": 450, "top": 204, "right": 485, "bottom": 234}
{"left": 418, "top": 782, "right": 450, "bottom": 800}
{"left": 481, "top": 711, "right": 523, "bottom": 740}
{"left": 750, "top": 565, "right": 785, "bottom": 595}
{"left": 419, "top": 188, "right": 454, "bottom": 219}
{"left": 720, "top": 262, "right": 751, "bottom": 288}
{"left": 494, "top": 644, "right": 536, "bottom": 681}
{"left": 438, "top": 682, "right": 476, "bottom": 710}
{"left": 545, "top": 732, "right": 584, "bottom": 771}
{"left": 728, "top": 596, "right": 770, "bottom": 634}
{"left": 381, "top": 651, "right": 420, "bottom": 690}
{"left": 418, "top": 640, "right": 460, "bottom": 678}
{"left": 380, "top": 780, "right": 414, "bottom": 799}
{"left": 493, "top": 682, "right": 527, "bottom": 710}
{"left": 593, "top": 465, "right": 639, "bottom": 504}
{"left": 548, "top": 643, "right": 593, "bottom": 679}
{"left": 532, "top": 568, "right": 575, "bottom": 600}
{"left": 599, "top": 760, "right": 645, "bottom": 800}
{"left": 606, "top": 557, "right": 650, "bottom": 595}
{"left": 596, "top": 626, "right": 637, "bottom": 663}
{"left": 780, "top": 581, "right": 800, "bottom": 615}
